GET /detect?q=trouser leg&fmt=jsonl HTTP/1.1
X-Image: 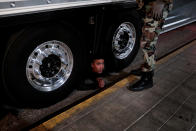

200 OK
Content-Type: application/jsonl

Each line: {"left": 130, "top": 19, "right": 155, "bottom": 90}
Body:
{"left": 140, "top": 2, "right": 173, "bottom": 72}
{"left": 128, "top": 2, "right": 173, "bottom": 91}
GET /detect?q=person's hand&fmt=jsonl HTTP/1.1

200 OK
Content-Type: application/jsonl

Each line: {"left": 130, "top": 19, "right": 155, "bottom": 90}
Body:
{"left": 97, "top": 78, "right": 105, "bottom": 88}
{"left": 152, "top": 0, "right": 165, "bottom": 20}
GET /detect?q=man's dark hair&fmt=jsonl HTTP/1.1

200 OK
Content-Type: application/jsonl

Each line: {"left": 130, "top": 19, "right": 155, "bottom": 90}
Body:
{"left": 91, "top": 54, "right": 105, "bottom": 63}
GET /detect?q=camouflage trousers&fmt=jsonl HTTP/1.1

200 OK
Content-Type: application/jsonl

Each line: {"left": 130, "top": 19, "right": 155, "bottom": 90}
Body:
{"left": 138, "top": 1, "right": 173, "bottom": 72}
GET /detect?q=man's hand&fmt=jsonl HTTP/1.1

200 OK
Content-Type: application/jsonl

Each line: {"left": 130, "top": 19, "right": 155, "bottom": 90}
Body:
{"left": 97, "top": 78, "right": 105, "bottom": 88}
{"left": 152, "top": 0, "right": 165, "bottom": 20}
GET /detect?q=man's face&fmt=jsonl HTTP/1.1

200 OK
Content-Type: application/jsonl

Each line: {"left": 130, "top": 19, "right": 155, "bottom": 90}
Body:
{"left": 91, "top": 59, "right": 104, "bottom": 74}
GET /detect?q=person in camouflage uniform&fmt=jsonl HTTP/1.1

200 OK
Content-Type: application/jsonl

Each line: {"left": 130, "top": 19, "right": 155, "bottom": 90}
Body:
{"left": 128, "top": 0, "right": 173, "bottom": 91}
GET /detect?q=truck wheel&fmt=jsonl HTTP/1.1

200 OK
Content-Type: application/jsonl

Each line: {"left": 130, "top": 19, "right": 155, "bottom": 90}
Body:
{"left": 2, "top": 24, "right": 85, "bottom": 107}
{"left": 105, "top": 10, "right": 142, "bottom": 71}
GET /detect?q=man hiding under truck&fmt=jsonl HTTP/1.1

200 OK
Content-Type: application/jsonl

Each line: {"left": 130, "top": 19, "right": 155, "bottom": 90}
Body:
{"left": 78, "top": 55, "right": 105, "bottom": 90}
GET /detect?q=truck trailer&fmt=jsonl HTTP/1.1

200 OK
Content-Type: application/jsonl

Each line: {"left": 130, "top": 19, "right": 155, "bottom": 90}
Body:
{"left": 0, "top": 0, "right": 195, "bottom": 107}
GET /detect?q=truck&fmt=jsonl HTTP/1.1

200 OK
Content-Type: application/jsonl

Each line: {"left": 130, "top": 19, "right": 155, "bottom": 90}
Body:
{"left": 0, "top": 0, "right": 195, "bottom": 107}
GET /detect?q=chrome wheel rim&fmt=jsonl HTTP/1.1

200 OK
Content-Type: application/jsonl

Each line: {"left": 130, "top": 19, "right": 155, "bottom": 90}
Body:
{"left": 26, "top": 40, "right": 73, "bottom": 92}
{"left": 112, "top": 22, "right": 136, "bottom": 60}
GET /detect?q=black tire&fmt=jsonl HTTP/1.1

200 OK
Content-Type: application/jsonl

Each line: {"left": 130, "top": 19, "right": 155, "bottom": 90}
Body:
{"left": 2, "top": 23, "right": 85, "bottom": 107}
{"left": 105, "top": 10, "right": 142, "bottom": 72}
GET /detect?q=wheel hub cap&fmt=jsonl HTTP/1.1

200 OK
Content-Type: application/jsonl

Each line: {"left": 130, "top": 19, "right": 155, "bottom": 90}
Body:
{"left": 112, "top": 22, "right": 136, "bottom": 60}
{"left": 26, "top": 40, "right": 73, "bottom": 92}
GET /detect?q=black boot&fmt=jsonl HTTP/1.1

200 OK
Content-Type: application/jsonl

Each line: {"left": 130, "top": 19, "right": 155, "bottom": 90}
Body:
{"left": 128, "top": 71, "right": 154, "bottom": 91}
